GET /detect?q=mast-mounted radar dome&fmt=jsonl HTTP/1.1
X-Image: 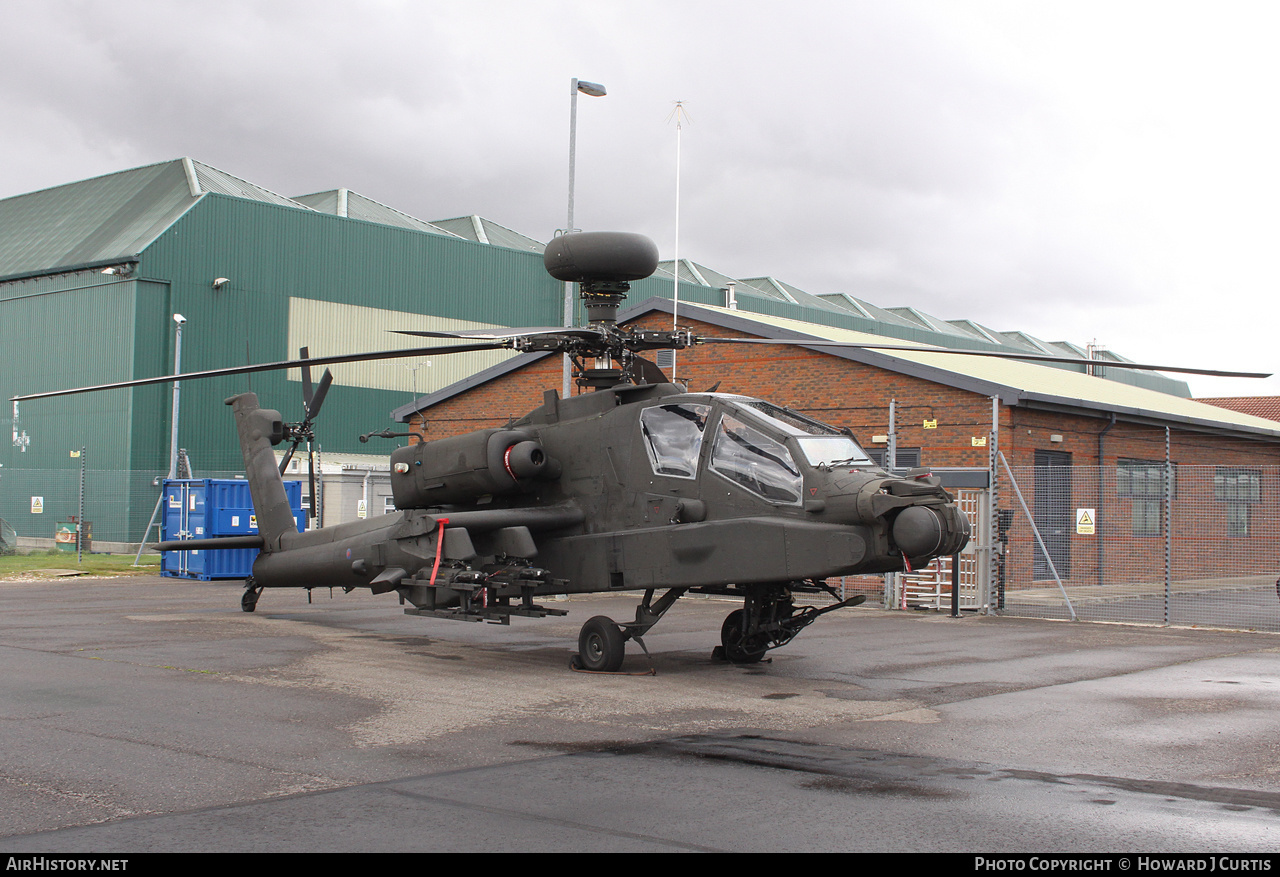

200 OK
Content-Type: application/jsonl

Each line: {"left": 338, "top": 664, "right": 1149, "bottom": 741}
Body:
{"left": 544, "top": 232, "right": 659, "bottom": 326}
{"left": 543, "top": 232, "right": 659, "bottom": 284}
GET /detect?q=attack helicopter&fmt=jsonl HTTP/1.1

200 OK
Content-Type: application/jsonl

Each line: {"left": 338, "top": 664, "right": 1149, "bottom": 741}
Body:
{"left": 14, "top": 232, "right": 1270, "bottom": 673}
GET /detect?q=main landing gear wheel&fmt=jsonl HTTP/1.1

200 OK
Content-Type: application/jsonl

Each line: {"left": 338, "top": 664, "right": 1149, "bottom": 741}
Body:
{"left": 241, "top": 580, "right": 263, "bottom": 613}
{"left": 575, "top": 615, "right": 627, "bottom": 672}
{"left": 720, "top": 608, "right": 766, "bottom": 664}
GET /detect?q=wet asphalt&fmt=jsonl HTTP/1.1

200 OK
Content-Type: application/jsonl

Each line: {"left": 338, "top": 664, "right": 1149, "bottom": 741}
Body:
{"left": 2, "top": 575, "right": 1278, "bottom": 852}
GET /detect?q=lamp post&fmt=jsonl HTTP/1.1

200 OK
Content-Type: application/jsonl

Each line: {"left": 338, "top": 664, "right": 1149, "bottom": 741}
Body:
{"left": 168, "top": 314, "right": 186, "bottom": 481}
{"left": 136, "top": 312, "right": 186, "bottom": 565}
{"left": 564, "top": 77, "right": 607, "bottom": 398}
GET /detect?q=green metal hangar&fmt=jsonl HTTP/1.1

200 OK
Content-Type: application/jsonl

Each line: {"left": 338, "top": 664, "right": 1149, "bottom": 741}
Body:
{"left": 0, "top": 158, "right": 695, "bottom": 541}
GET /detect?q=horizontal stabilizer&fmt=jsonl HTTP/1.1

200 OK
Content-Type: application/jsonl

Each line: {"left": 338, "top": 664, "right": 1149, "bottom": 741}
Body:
{"left": 152, "top": 535, "right": 266, "bottom": 552}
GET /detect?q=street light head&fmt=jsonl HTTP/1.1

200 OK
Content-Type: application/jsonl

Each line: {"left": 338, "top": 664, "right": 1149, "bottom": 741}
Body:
{"left": 212, "top": 277, "right": 230, "bottom": 290}
{"left": 577, "top": 80, "right": 607, "bottom": 97}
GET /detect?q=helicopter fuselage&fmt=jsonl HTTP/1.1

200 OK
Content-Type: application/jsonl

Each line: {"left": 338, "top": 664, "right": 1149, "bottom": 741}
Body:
{"left": 232, "top": 382, "right": 969, "bottom": 621}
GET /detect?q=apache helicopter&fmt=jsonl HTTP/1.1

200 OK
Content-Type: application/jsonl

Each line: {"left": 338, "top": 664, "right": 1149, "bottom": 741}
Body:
{"left": 14, "top": 232, "right": 1270, "bottom": 673}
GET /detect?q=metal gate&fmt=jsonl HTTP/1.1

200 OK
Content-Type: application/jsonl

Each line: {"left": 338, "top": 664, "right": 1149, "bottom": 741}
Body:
{"left": 895, "top": 487, "right": 985, "bottom": 612}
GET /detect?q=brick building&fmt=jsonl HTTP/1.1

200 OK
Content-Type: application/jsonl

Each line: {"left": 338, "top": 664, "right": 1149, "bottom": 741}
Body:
{"left": 395, "top": 298, "right": 1280, "bottom": 464}
{"left": 392, "top": 299, "right": 1280, "bottom": 592}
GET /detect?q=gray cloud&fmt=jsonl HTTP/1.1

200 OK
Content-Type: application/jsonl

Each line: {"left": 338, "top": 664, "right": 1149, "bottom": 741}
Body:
{"left": 2, "top": 0, "right": 1276, "bottom": 395}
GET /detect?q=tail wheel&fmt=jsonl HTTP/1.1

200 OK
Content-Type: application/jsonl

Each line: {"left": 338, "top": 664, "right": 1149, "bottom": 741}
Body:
{"left": 720, "top": 608, "right": 766, "bottom": 664}
{"left": 241, "top": 580, "right": 263, "bottom": 613}
{"left": 578, "top": 615, "right": 626, "bottom": 672}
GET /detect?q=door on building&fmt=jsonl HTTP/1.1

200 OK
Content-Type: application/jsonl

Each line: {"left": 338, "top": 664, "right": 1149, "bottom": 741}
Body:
{"left": 1033, "top": 450, "right": 1072, "bottom": 579}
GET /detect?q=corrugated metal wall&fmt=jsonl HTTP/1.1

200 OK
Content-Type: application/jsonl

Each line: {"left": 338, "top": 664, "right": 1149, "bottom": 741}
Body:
{"left": 1, "top": 194, "right": 567, "bottom": 540}
{"left": 1, "top": 191, "right": 732, "bottom": 541}
{"left": 1, "top": 270, "right": 146, "bottom": 539}
{"left": 135, "top": 194, "right": 567, "bottom": 471}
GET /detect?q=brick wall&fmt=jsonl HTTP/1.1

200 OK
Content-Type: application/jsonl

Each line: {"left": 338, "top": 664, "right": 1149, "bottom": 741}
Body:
{"left": 410, "top": 309, "right": 1280, "bottom": 470}
{"left": 406, "top": 307, "right": 1280, "bottom": 586}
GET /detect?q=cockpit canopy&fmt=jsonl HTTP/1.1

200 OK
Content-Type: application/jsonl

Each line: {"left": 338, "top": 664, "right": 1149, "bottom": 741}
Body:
{"left": 638, "top": 396, "right": 876, "bottom": 505}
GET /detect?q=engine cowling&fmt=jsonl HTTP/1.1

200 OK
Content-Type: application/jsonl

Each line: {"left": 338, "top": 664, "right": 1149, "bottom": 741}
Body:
{"left": 389, "top": 429, "right": 560, "bottom": 508}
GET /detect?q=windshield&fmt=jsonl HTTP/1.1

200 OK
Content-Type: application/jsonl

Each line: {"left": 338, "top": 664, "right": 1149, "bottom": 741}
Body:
{"left": 732, "top": 400, "right": 873, "bottom": 468}
{"left": 710, "top": 413, "right": 802, "bottom": 504}
{"left": 795, "top": 435, "right": 873, "bottom": 467}
{"left": 737, "top": 400, "right": 839, "bottom": 436}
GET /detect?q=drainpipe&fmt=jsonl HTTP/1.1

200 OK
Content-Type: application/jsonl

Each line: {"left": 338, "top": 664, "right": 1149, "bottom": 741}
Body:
{"left": 1096, "top": 413, "right": 1116, "bottom": 587}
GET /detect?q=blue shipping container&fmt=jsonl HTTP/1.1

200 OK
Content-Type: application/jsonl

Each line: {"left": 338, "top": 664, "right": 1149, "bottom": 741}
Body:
{"left": 161, "top": 479, "right": 305, "bottom": 580}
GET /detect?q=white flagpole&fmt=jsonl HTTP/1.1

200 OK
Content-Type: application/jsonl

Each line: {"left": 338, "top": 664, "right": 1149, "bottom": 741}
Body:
{"left": 667, "top": 101, "right": 690, "bottom": 384}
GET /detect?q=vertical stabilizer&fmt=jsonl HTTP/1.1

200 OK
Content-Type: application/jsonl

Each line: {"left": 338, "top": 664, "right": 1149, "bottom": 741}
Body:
{"left": 226, "top": 393, "right": 297, "bottom": 550}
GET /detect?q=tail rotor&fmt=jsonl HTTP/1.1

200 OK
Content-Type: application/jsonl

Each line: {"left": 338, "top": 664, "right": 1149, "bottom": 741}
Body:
{"left": 279, "top": 347, "right": 332, "bottom": 524}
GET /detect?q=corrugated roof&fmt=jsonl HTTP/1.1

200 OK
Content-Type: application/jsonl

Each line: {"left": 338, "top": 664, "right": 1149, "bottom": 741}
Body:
{"left": 430, "top": 216, "right": 544, "bottom": 252}
{"left": 658, "top": 300, "right": 1280, "bottom": 439}
{"left": 189, "top": 161, "right": 307, "bottom": 207}
{"left": 737, "top": 276, "right": 797, "bottom": 303}
{"left": 293, "top": 189, "right": 461, "bottom": 238}
{"left": 654, "top": 269, "right": 1183, "bottom": 396}
{"left": 663, "top": 269, "right": 848, "bottom": 316}
{"left": 738, "top": 277, "right": 845, "bottom": 314}
{"left": 817, "top": 293, "right": 922, "bottom": 329}
{"left": 887, "top": 306, "right": 979, "bottom": 338}
{"left": 0, "top": 158, "right": 311, "bottom": 280}
{"left": 655, "top": 261, "right": 846, "bottom": 316}
{"left": 766, "top": 279, "right": 854, "bottom": 315}
{"left": 946, "top": 319, "right": 1006, "bottom": 345}
{"left": 998, "top": 330, "right": 1057, "bottom": 354}
{"left": 657, "top": 258, "right": 724, "bottom": 287}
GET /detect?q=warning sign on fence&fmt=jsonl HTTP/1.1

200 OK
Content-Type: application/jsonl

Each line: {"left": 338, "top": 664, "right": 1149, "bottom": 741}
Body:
{"left": 1075, "top": 508, "right": 1096, "bottom": 535}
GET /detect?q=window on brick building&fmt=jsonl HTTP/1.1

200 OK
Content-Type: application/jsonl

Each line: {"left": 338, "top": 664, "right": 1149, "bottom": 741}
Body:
{"left": 1116, "top": 459, "right": 1173, "bottom": 537}
{"left": 1215, "top": 467, "right": 1260, "bottom": 537}
{"left": 866, "top": 447, "right": 922, "bottom": 470}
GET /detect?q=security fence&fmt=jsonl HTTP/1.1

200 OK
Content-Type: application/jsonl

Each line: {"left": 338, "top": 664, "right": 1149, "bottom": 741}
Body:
{"left": 5, "top": 462, "right": 1279, "bottom": 636}
{"left": 993, "top": 463, "right": 1280, "bottom": 632}
{"left": 0, "top": 468, "right": 248, "bottom": 549}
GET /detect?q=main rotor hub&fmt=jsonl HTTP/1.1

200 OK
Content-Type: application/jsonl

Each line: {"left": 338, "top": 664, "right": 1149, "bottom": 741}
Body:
{"left": 579, "top": 280, "right": 631, "bottom": 326}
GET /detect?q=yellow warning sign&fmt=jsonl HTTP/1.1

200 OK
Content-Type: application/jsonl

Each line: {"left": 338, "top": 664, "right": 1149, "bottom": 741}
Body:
{"left": 1076, "top": 508, "right": 1096, "bottom": 535}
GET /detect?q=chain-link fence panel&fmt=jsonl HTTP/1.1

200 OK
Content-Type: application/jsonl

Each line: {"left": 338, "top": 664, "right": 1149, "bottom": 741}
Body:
{"left": 0, "top": 467, "right": 250, "bottom": 548}
{"left": 995, "top": 464, "right": 1280, "bottom": 632}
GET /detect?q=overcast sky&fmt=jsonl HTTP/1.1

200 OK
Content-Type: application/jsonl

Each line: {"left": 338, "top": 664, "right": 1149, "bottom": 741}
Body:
{"left": 3, "top": 0, "right": 1277, "bottom": 397}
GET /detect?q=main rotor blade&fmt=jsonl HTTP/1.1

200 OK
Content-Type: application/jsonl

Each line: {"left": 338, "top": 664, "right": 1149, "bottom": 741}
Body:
{"left": 695, "top": 337, "right": 1271, "bottom": 379}
{"left": 394, "top": 327, "right": 606, "bottom": 341}
{"left": 11, "top": 341, "right": 509, "bottom": 402}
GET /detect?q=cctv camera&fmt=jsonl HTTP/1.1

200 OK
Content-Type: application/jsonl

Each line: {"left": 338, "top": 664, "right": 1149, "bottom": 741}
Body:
{"left": 173, "top": 313, "right": 187, "bottom": 325}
